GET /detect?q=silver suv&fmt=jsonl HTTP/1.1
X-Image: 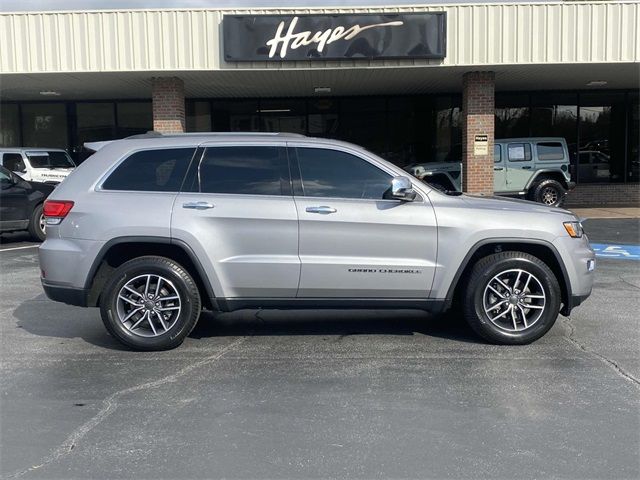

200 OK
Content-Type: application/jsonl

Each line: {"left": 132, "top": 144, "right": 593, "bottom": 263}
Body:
{"left": 39, "top": 133, "right": 595, "bottom": 350}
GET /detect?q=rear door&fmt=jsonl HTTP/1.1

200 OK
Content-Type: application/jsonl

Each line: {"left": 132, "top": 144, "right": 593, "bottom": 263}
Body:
{"left": 493, "top": 144, "right": 507, "bottom": 191}
{"left": 0, "top": 168, "right": 29, "bottom": 225}
{"left": 171, "top": 144, "right": 300, "bottom": 298}
{"left": 291, "top": 145, "right": 437, "bottom": 298}
{"left": 505, "top": 142, "right": 535, "bottom": 190}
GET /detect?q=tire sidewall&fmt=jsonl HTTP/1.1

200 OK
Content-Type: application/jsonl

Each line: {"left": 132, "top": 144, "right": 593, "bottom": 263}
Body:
{"left": 29, "top": 204, "right": 46, "bottom": 242}
{"left": 534, "top": 180, "right": 566, "bottom": 207}
{"left": 101, "top": 260, "right": 199, "bottom": 350}
{"left": 470, "top": 256, "right": 560, "bottom": 344}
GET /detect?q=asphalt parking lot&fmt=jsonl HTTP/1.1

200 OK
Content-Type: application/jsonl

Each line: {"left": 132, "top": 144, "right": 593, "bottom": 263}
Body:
{"left": 1, "top": 218, "right": 638, "bottom": 479}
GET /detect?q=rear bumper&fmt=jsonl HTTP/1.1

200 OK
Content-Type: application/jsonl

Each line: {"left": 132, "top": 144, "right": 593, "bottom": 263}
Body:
{"left": 42, "top": 281, "right": 88, "bottom": 307}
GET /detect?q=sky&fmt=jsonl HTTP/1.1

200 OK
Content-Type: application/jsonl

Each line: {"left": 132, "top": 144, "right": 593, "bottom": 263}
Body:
{"left": 0, "top": 0, "right": 551, "bottom": 12}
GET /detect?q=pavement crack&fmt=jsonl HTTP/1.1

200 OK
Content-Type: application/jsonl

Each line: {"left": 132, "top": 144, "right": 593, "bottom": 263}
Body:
{"left": 618, "top": 275, "right": 640, "bottom": 291}
{"left": 6, "top": 337, "right": 246, "bottom": 479}
{"left": 561, "top": 317, "right": 640, "bottom": 390}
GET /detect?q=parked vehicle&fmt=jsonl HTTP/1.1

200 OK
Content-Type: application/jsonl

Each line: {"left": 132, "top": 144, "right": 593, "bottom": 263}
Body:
{"left": 404, "top": 137, "right": 576, "bottom": 207}
{"left": 39, "top": 133, "right": 595, "bottom": 350}
{"left": 0, "top": 148, "right": 76, "bottom": 185}
{"left": 577, "top": 150, "right": 611, "bottom": 183}
{"left": 0, "top": 165, "right": 55, "bottom": 241}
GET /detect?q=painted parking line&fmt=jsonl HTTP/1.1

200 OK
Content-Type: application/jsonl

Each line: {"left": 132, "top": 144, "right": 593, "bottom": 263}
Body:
{"left": 0, "top": 245, "right": 39, "bottom": 252}
{"left": 591, "top": 243, "right": 640, "bottom": 260}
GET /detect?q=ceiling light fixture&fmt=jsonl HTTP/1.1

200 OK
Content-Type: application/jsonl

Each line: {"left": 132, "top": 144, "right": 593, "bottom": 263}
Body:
{"left": 586, "top": 81, "right": 607, "bottom": 87}
{"left": 39, "top": 90, "right": 61, "bottom": 96}
{"left": 314, "top": 87, "right": 332, "bottom": 94}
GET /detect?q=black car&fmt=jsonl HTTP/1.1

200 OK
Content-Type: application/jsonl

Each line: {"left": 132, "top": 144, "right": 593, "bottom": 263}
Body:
{"left": 0, "top": 165, "right": 55, "bottom": 241}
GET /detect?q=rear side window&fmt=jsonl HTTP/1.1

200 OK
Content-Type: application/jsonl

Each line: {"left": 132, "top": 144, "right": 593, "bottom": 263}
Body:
{"left": 2, "top": 153, "right": 25, "bottom": 172}
{"left": 536, "top": 142, "right": 565, "bottom": 161}
{"left": 507, "top": 143, "right": 532, "bottom": 162}
{"left": 102, "top": 148, "right": 195, "bottom": 191}
{"left": 296, "top": 147, "right": 391, "bottom": 199}
{"left": 494, "top": 144, "right": 502, "bottom": 163}
{"left": 198, "top": 146, "right": 288, "bottom": 196}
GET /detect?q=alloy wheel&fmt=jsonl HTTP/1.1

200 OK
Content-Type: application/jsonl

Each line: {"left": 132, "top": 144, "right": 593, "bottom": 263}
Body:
{"left": 482, "top": 268, "right": 546, "bottom": 332}
{"left": 116, "top": 274, "right": 182, "bottom": 337}
{"left": 541, "top": 187, "right": 558, "bottom": 205}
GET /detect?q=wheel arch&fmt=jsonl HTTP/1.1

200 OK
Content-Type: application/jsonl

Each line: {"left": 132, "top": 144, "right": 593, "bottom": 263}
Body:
{"left": 526, "top": 170, "right": 570, "bottom": 191}
{"left": 444, "top": 238, "right": 572, "bottom": 316}
{"left": 84, "top": 236, "right": 218, "bottom": 310}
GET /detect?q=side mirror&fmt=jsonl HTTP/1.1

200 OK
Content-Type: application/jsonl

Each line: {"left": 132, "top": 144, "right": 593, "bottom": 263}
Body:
{"left": 384, "top": 176, "right": 417, "bottom": 202}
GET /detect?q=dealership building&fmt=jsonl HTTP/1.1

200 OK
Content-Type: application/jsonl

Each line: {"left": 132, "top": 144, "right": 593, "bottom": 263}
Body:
{"left": 0, "top": 1, "right": 638, "bottom": 205}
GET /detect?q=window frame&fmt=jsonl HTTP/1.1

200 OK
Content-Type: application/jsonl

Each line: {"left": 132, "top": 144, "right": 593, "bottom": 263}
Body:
{"left": 194, "top": 144, "right": 292, "bottom": 197}
{"left": 289, "top": 144, "right": 418, "bottom": 202}
{"left": 535, "top": 142, "right": 566, "bottom": 162}
{"left": 97, "top": 146, "right": 198, "bottom": 193}
{"left": 507, "top": 142, "right": 533, "bottom": 163}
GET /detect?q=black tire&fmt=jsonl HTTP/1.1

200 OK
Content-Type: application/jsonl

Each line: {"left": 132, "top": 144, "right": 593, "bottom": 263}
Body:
{"left": 27, "top": 204, "right": 46, "bottom": 242}
{"left": 462, "top": 251, "right": 561, "bottom": 345}
{"left": 531, "top": 179, "right": 566, "bottom": 207}
{"left": 100, "top": 256, "right": 202, "bottom": 351}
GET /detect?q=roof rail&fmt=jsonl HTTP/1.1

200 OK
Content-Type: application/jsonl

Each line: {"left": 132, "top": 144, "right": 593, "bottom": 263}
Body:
{"left": 124, "top": 131, "right": 306, "bottom": 139}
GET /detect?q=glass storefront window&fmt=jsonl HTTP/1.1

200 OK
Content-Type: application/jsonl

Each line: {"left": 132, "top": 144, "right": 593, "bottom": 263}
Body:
{"left": 186, "top": 101, "right": 212, "bottom": 132}
{"left": 628, "top": 93, "right": 639, "bottom": 183}
{"left": 433, "top": 96, "right": 462, "bottom": 163}
{"left": 578, "top": 93, "right": 626, "bottom": 183}
{"left": 531, "top": 93, "right": 578, "bottom": 179}
{"left": 496, "top": 94, "right": 530, "bottom": 139}
{"left": 258, "top": 99, "right": 306, "bottom": 134}
{"left": 0, "top": 104, "right": 20, "bottom": 147}
{"left": 387, "top": 97, "right": 425, "bottom": 167}
{"left": 21, "top": 103, "right": 68, "bottom": 149}
{"left": 337, "top": 97, "right": 387, "bottom": 156}
{"left": 76, "top": 102, "right": 116, "bottom": 146}
{"left": 307, "top": 98, "right": 338, "bottom": 137}
{"left": 116, "top": 102, "right": 152, "bottom": 137}
{"left": 212, "top": 100, "right": 259, "bottom": 132}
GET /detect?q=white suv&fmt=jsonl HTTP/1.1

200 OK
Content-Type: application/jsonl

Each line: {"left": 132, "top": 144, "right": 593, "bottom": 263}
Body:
{"left": 0, "top": 148, "right": 76, "bottom": 185}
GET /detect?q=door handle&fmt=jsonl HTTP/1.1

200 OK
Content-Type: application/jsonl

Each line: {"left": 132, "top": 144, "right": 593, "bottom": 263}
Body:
{"left": 521, "top": 166, "right": 532, "bottom": 170}
{"left": 494, "top": 167, "right": 504, "bottom": 171}
{"left": 182, "top": 201, "right": 214, "bottom": 210}
{"left": 306, "top": 206, "right": 337, "bottom": 214}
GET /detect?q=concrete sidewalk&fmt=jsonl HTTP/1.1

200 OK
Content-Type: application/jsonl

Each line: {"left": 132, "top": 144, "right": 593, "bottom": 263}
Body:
{"left": 568, "top": 207, "right": 640, "bottom": 219}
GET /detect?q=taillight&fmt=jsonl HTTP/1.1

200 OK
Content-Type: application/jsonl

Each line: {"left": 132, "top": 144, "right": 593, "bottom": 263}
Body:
{"left": 43, "top": 200, "right": 74, "bottom": 224}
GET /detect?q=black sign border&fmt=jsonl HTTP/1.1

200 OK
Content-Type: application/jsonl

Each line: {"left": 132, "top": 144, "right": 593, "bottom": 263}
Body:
{"left": 223, "top": 12, "right": 447, "bottom": 62}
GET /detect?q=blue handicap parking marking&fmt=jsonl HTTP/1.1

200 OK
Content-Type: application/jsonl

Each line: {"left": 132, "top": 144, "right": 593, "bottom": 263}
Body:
{"left": 591, "top": 243, "right": 640, "bottom": 261}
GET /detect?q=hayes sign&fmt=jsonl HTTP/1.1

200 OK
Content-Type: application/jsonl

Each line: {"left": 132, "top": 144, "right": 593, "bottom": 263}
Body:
{"left": 223, "top": 13, "right": 446, "bottom": 62}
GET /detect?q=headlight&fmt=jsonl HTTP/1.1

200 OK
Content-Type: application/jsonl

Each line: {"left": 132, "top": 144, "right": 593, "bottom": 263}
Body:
{"left": 563, "top": 221, "right": 583, "bottom": 238}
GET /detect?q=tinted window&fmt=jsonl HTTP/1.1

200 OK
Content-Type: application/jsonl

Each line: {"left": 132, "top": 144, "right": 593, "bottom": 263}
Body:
{"left": 494, "top": 144, "right": 502, "bottom": 163}
{"left": 199, "top": 146, "right": 288, "bottom": 196}
{"left": 536, "top": 142, "right": 565, "bottom": 161}
{"left": 507, "top": 143, "right": 532, "bottom": 162}
{"left": 26, "top": 151, "right": 75, "bottom": 168}
{"left": 2, "top": 153, "right": 25, "bottom": 172}
{"left": 578, "top": 153, "right": 591, "bottom": 165}
{"left": 103, "top": 148, "right": 194, "bottom": 191}
{"left": 296, "top": 148, "right": 391, "bottom": 199}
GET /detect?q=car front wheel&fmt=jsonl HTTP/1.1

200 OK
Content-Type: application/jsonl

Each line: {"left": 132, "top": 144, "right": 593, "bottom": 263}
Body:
{"left": 463, "top": 251, "right": 561, "bottom": 345}
{"left": 100, "top": 256, "right": 202, "bottom": 351}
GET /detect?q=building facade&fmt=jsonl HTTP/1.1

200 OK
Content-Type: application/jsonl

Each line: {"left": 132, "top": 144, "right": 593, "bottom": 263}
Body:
{"left": 0, "top": 2, "right": 638, "bottom": 205}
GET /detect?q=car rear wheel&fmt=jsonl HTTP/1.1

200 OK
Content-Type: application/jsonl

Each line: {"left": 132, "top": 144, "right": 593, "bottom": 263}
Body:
{"left": 100, "top": 256, "right": 201, "bottom": 351}
{"left": 28, "top": 204, "right": 46, "bottom": 242}
{"left": 463, "top": 251, "right": 561, "bottom": 345}
{"left": 532, "top": 179, "right": 566, "bottom": 207}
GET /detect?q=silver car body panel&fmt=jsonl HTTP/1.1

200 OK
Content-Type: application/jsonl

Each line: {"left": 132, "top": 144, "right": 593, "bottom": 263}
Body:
{"left": 39, "top": 133, "right": 595, "bottom": 312}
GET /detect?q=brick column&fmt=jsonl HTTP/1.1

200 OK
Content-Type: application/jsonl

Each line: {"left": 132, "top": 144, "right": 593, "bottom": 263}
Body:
{"left": 461, "top": 71, "right": 495, "bottom": 195}
{"left": 151, "top": 77, "right": 185, "bottom": 133}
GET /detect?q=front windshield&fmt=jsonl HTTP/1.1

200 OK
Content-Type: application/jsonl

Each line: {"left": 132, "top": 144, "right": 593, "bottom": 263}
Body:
{"left": 26, "top": 151, "right": 75, "bottom": 169}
